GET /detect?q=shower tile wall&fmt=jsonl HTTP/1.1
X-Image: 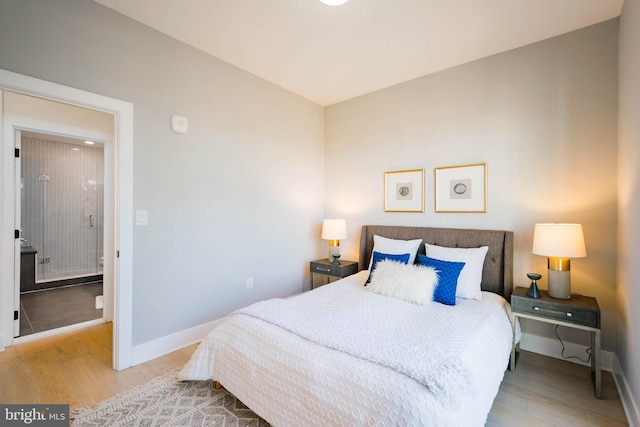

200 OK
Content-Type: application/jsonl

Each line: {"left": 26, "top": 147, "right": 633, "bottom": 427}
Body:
{"left": 21, "top": 136, "right": 104, "bottom": 284}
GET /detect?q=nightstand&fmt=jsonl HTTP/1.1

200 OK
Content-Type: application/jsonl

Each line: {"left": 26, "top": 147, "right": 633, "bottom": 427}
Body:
{"left": 310, "top": 259, "right": 358, "bottom": 289}
{"left": 510, "top": 286, "right": 601, "bottom": 399}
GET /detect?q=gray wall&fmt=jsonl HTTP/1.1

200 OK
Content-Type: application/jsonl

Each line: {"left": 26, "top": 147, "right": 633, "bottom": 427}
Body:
{"left": 618, "top": 0, "right": 640, "bottom": 415}
{"left": 0, "top": 0, "right": 325, "bottom": 345}
{"left": 325, "top": 21, "right": 619, "bottom": 352}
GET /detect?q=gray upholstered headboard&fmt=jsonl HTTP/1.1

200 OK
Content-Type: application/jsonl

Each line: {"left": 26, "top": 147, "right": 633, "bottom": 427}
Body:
{"left": 359, "top": 225, "right": 514, "bottom": 300}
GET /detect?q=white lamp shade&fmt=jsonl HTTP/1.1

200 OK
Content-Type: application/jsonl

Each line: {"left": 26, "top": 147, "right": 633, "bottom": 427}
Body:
{"left": 321, "top": 219, "right": 347, "bottom": 240}
{"left": 532, "top": 223, "right": 586, "bottom": 258}
{"left": 319, "top": 0, "right": 349, "bottom": 5}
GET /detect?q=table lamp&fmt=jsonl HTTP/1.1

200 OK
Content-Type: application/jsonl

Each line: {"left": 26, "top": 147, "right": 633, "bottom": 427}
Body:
{"left": 532, "top": 223, "right": 586, "bottom": 299}
{"left": 321, "top": 219, "right": 347, "bottom": 265}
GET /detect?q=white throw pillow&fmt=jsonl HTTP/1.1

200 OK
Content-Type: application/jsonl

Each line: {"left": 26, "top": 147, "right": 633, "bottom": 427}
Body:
{"left": 369, "top": 235, "right": 423, "bottom": 268}
{"left": 424, "top": 243, "right": 489, "bottom": 300}
{"left": 367, "top": 259, "right": 438, "bottom": 305}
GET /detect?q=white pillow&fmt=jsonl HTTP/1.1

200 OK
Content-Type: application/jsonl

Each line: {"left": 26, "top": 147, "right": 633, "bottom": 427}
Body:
{"left": 369, "top": 235, "right": 423, "bottom": 268}
{"left": 424, "top": 243, "right": 489, "bottom": 300}
{"left": 367, "top": 259, "right": 438, "bottom": 305}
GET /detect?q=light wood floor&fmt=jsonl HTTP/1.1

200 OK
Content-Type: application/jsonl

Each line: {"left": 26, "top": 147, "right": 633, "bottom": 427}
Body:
{"left": 488, "top": 351, "right": 628, "bottom": 426}
{"left": 0, "top": 322, "right": 197, "bottom": 412}
{"left": 0, "top": 322, "right": 629, "bottom": 426}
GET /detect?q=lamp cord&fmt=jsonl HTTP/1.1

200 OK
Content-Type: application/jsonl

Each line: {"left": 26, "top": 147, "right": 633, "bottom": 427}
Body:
{"left": 554, "top": 325, "right": 592, "bottom": 363}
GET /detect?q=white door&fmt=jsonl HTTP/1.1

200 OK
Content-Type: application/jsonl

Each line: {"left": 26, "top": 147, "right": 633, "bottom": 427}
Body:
{"left": 12, "top": 129, "right": 21, "bottom": 337}
{"left": 0, "top": 70, "right": 134, "bottom": 370}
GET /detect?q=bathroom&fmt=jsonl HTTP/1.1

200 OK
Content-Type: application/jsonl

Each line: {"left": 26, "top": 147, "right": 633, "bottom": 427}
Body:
{"left": 18, "top": 131, "right": 104, "bottom": 337}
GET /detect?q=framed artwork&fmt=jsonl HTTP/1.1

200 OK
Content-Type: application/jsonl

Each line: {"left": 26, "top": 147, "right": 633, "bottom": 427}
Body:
{"left": 384, "top": 169, "right": 424, "bottom": 212}
{"left": 434, "top": 163, "right": 487, "bottom": 213}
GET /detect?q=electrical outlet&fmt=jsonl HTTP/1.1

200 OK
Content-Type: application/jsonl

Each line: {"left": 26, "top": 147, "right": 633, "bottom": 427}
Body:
{"left": 246, "top": 277, "right": 254, "bottom": 290}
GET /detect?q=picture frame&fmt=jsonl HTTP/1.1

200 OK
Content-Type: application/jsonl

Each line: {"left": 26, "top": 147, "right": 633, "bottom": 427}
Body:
{"left": 384, "top": 169, "right": 424, "bottom": 212}
{"left": 434, "top": 163, "right": 487, "bottom": 213}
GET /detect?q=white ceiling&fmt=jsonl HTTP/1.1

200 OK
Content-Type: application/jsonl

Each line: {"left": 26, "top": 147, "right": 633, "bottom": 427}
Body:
{"left": 95, "top": 0, "right": 624, "bottom": 106}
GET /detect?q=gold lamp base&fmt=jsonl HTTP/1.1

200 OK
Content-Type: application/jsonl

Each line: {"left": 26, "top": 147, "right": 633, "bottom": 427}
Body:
{"left": 329, "top": 240, "right": 341, "bottom": 265}
{"left": 547, "top": 257, "right": 571, "bottom": 299}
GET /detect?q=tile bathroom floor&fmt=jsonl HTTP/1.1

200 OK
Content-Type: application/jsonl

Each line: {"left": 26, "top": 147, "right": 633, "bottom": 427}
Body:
{"left": 19, "top": 282, "right": 103, "bottom": 337}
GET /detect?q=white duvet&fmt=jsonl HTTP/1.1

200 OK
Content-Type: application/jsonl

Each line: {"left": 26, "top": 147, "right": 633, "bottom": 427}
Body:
{"left": 179, "top": 271, "right": 516, "bottom": 426}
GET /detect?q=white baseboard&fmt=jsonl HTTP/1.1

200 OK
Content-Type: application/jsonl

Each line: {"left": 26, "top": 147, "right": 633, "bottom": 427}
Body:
{"left": 613, "top": 356, "right": 640, "bottom": 427}
{"left": 521, "top": 332, "right": 639, "bottom": 426}
{"left": 130, "top": 317, "right": 226, "bottom": 366}
{"left": 520, "top": 331, "right": 614, "bottom": 371}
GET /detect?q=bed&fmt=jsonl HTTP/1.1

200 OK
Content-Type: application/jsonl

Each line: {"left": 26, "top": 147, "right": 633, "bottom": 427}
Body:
{"left": 180, "top": 225, "right": 516, "bottom": 426}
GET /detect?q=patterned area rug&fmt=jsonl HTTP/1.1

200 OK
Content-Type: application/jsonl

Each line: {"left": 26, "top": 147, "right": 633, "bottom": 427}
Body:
{"left": 71, "top": 367, "right": 270, "bottom": 426}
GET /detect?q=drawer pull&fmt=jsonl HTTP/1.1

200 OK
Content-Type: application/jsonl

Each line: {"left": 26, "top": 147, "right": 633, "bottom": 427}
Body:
{"left": 315, "top": 267, "right": 331, "bottom": 272}
{"left": 534, "top": 306, "right": 572, "bottom": 317}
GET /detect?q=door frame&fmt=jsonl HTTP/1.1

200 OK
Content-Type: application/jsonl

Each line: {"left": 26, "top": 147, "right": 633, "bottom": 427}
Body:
{"left": 0, "top": 69, "right": 134, "bottom": 370}
{"left": 13, "top": 129, "right": 20, "bottom": 338}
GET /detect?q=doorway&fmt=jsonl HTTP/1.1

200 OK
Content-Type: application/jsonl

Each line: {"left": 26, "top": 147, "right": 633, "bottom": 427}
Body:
{"left": 18, "top": 131, "right": 105, "bottom": 337}
{"left": 0, "top": 69, "right": 134, "bottom": 370}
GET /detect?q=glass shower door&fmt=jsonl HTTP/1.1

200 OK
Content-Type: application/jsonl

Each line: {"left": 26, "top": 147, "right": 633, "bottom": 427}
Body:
{"left": 21, "top": 135, "right": 104, "bottom": 283}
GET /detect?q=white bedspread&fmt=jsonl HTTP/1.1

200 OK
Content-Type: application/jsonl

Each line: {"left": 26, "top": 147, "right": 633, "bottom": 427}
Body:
{"left": 180, "top": 271, "right": 516, "bottom": 426}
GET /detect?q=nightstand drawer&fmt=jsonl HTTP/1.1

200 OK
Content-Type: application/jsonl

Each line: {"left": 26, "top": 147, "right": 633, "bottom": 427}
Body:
{"left": 512, "top": 296, "right": 599, "bottom": 328}
{"left": 311, "top": 262, "right": 345, "bottom": 277}
{"left": 309, "top": 259, "right": 358, "bottom": 290}
{"left": 510, "top": 286, "right": 602, "bottom": 399}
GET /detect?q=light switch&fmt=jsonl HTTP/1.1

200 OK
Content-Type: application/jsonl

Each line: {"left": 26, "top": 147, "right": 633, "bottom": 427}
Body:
{"left": 136, "top": 210, "right": 148, "bottom": 226}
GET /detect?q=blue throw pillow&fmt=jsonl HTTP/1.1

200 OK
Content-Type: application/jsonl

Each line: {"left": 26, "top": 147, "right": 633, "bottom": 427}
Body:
{"left": 416, "top": 254, "right": 465, "bottom": 305}
{"left": 366, "top": 251, "right": 411, "bottom": 285}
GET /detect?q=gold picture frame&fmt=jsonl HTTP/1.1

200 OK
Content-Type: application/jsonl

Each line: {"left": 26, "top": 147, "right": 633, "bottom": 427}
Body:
{"left": 435, "top": 163, "right": 487, "bottom": 213}
{"left": 384, "top": 169, "right": 424, "bottom": 212}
